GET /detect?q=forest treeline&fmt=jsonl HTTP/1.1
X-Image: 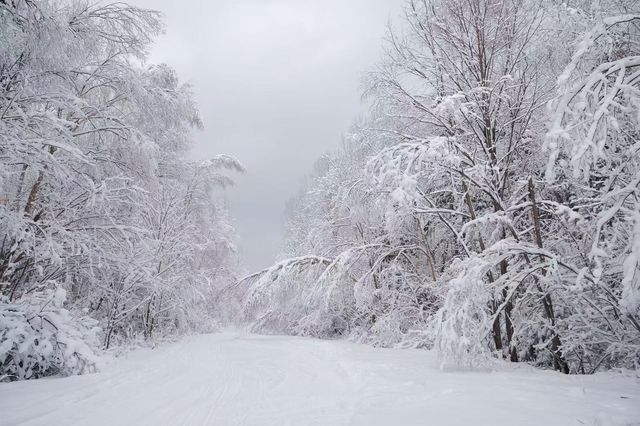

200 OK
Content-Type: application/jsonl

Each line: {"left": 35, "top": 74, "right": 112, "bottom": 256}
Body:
{"left": 0, "top": 0, "right": 242, "bottom": 380}
{"left": 234, "top": 0, "right": 640, "bottom": 374}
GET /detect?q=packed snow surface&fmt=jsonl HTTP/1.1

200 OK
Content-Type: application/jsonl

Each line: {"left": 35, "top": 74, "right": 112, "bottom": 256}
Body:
{"left": 1, "top": 332, "right": 639, "bottom": 426}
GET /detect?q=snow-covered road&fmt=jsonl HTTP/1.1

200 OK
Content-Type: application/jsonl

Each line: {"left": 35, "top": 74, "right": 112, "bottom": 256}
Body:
{"left": 1, "top": 332, "right": 639, "bottom": 426}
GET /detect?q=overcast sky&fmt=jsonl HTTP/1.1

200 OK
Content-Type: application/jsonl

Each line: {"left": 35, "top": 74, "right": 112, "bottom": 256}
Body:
{"left": 129, "top": 0, "right": 405, "bottom": 271}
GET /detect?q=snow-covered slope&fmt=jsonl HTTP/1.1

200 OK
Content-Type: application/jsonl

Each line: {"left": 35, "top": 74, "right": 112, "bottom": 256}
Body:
{"left": 1, "top": 333, "right": 638, "bottom": 426}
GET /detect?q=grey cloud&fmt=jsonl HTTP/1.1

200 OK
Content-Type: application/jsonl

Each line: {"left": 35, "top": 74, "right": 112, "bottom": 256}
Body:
{"left": 128, "top": 0, "right": 405, "bottom": 270}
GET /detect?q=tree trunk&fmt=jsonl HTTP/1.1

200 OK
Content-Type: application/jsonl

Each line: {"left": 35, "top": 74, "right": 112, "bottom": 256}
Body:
{"left": 528, "top": 177, "right": 569, "bottom": 373}
{"left": 501, "top": 259, "right": 518, "bottom": 362}
{"left": 24, "top": 171, "right": 43, "bottom": 216}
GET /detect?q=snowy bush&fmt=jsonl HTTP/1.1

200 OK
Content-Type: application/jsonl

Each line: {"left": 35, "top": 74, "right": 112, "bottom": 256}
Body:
{"left": 432, "top": 260, "right": 494, "bottom": 370}
{"left": 0, "top": 286, "right": 102, "bottom": 382}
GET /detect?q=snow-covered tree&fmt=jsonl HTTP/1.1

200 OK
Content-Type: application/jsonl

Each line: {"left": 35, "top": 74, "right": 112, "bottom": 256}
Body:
{"left": 236, "top": 0, "right": 640, "bottom": 373}
{"left": 0, "top": 0, "right": 242, "bottom": 380}
{"left": 543, "top": 5, "right": 640, "bottom": 371}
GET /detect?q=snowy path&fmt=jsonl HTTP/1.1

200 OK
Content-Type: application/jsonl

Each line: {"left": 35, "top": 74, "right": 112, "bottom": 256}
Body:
{"left": 1, "top": 333, "right": 639, "bottom": 426}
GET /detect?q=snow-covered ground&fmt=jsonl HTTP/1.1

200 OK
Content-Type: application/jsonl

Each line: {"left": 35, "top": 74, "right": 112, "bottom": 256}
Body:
{"left": 1, "top": 333, "right": 638, "bottom": 426}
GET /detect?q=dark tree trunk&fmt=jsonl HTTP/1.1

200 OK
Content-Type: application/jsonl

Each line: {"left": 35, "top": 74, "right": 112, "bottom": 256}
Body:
{"left": 528, "top": 177, "right": 569, "bottom": 374}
